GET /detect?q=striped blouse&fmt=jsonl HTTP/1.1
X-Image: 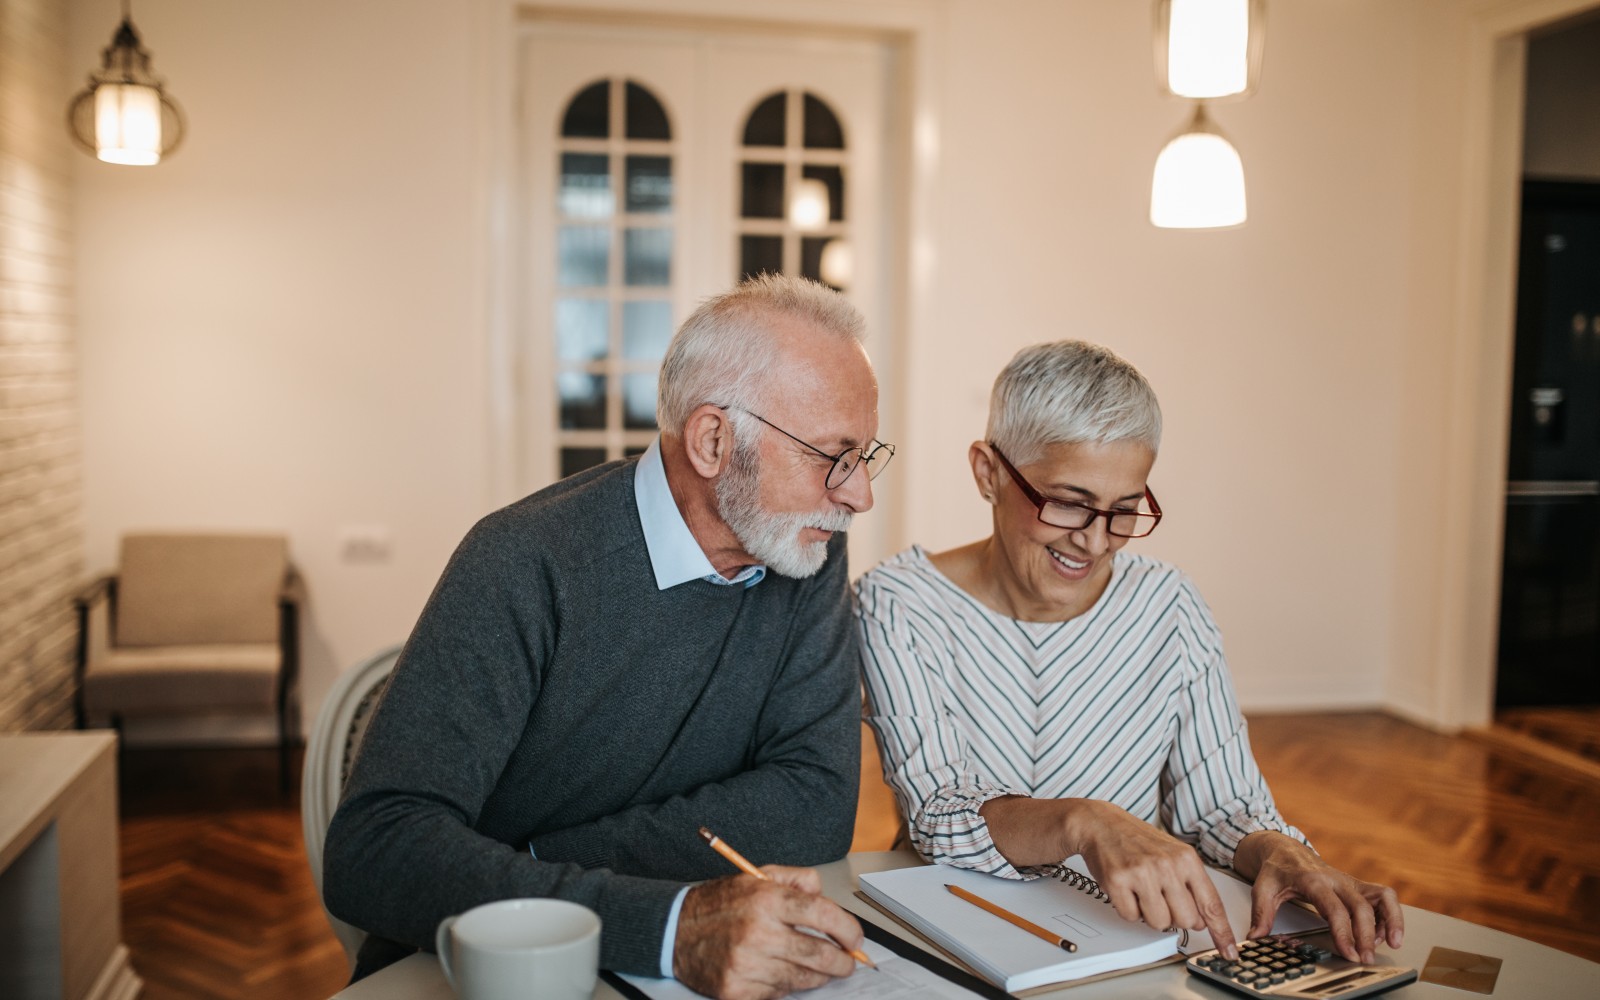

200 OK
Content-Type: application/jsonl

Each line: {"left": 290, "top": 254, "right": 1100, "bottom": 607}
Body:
{"left": 856, "top": 545, "right": 1306, "bottom": 879}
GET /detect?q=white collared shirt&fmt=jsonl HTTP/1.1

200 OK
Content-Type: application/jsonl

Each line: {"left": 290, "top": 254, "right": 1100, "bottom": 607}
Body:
{"left": 634, "top": 437, "right": 765, "bottom": 590}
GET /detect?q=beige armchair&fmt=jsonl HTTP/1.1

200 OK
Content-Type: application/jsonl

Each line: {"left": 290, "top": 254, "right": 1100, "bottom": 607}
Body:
{"left": 74, "top": 533, "right": 305, "bottom": 792}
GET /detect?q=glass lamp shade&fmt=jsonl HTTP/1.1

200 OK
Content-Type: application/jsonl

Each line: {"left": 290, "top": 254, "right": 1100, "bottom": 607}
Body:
{"left": 93, "top": 84, "right": 162, "bottom": 164}
{"left": 819, "top": 238, "right": 853, "bottom": 288}
{"left": 67, "top": 17, "right": 185, "bottom": 165}
{"left": 1150, "top": 105, "right": 1247, "bottom": 229}
{"left": 1155, "top": 0, "right": 1265, "bottom": 100}
{"left": 788, "top": 178, "right": 830, "bottom": 231}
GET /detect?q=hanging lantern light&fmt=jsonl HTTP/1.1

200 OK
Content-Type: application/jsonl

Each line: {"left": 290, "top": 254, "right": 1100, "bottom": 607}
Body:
{"left": 1154, "top": 0, "right": 1266, "bottom": 101}
{"left": 67, "top": 2, "right": 186, "bottom": 166}
{"left": 1150, "top": 103, "right": 1247, "bottom": 229}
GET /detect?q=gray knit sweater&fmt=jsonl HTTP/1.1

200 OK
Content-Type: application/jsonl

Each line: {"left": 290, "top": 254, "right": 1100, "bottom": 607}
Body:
{"left": 322, "top": 459, "right": 861, "bottom": 976}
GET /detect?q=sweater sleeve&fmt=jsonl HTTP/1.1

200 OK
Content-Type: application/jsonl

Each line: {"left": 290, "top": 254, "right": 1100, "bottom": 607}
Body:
{"left": 1160, "top": 579, "right": 1310, "bottom": 868}
{"left": 526, "top": 533, "right": 860, "bottom": 875}
{"left": 322, "top": 519, "right": 684, "bottom": 976}
{"left": 856, "top": 573, "right": 1032, "bottom": 879}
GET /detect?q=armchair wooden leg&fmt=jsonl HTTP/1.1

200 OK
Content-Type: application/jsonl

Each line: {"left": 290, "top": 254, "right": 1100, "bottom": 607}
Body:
{"left": 279, "top": 707, "right": 291, "bottom": 797}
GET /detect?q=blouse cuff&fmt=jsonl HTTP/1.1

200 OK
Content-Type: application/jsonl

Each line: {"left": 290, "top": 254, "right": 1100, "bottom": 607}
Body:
{"left": 1201, "top": 814, "right": 1312, "bottom": 869}
{"left": 910, "top": 783, "right": 1033, "bottom": 880}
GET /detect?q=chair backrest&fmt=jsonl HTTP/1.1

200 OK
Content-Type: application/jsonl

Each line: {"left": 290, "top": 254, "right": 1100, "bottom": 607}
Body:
{"left": 116, "top": 533, "right": 289, "bottom": 647}
{"left": 302, "top": 645, "right": 402, "bottom": 969}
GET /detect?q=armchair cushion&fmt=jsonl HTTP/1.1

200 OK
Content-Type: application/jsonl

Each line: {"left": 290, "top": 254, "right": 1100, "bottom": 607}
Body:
{"left": 115, "top": 534, "right": 289, "bottom": 647}
{"left": 83, "top": 644, "right": 282, "bottom": 716}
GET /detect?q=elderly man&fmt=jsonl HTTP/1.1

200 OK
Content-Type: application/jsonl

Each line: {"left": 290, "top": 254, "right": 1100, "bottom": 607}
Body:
{"left": 323, "top": 274, "right": 891, "bottom": 999}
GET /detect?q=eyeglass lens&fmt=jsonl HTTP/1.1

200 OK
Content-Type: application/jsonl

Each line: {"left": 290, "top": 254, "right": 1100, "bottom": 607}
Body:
{"left": 1041, "top": 503, "right": 1158, "bottom": 538}
{"left": 825, "top": 446, "right": 893, "bottom": 490}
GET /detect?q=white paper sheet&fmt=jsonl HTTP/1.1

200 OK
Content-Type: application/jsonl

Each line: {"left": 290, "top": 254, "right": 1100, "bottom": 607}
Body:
{"left": 615, "top": 939, "right": 990, "bottom": 1000}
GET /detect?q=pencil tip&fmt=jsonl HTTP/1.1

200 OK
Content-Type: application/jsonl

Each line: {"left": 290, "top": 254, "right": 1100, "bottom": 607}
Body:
{"left": 698, "top": 827, "right": 714, "bottom": 842}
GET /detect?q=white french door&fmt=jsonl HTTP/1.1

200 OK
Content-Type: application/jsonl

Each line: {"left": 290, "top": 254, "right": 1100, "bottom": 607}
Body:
{"left": 517, "top": 17, "right": 895, "bottom": 574}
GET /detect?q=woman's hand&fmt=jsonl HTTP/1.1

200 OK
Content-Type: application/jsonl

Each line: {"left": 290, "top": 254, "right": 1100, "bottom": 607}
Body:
{"left": 981, "top": 796, "right": 1242, "bottom": 960}
{"left": 1234, "top": 832, "right": 1404, "bottom": 963}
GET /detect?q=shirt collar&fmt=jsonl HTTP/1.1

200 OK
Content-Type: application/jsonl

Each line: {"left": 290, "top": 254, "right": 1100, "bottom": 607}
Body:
{"left": 634, "top": 438, "right": 766, "bottom": 591}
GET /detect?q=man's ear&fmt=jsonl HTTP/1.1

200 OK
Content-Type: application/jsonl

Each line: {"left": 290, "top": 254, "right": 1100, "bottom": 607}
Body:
{"left": 682, "top": 404, "right": 735, "bottom": 480}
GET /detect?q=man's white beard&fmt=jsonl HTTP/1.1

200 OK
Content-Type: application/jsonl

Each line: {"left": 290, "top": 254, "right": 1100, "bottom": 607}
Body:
{"left": 716, "top": 445, "right": 853, "bottom": 579}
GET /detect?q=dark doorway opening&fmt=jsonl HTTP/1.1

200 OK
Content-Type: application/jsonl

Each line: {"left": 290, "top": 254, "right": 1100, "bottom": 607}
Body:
{"left": 1496, "top": 180, "right": 1600, "bottom": 710}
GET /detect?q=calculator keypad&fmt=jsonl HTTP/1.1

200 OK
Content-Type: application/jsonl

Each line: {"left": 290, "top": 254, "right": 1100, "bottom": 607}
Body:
{"left": 1186, "top": 934, "right": 1415, "bottom": 999}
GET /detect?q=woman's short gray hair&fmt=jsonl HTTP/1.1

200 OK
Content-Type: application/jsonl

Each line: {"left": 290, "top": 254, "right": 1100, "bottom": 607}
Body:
{"left": 986, "top": 340, "right": 1162, "bottom": 464}
{"left": 656, "top": 273, "right": 865, "bottom": 436}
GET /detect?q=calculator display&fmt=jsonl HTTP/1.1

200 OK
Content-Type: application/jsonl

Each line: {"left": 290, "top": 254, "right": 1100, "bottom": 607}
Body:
{"left": 1304, "top": 969, "right": 1379, "bottom": 995}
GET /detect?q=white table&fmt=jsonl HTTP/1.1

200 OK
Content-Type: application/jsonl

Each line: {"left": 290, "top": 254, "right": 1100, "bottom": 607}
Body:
{"left": 332, "top": 850, "right": 1599, "bottom": 999}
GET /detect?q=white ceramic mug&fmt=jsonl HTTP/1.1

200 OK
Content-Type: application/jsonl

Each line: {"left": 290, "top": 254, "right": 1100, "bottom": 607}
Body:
{"left": 435, "top": 898, "right": 601, "bottom": 1000}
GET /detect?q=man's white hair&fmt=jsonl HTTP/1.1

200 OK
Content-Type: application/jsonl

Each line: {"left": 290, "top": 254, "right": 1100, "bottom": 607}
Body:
{"left": 656, "top": 273, "right": 865, "bottom": 439}
{"left": 986, "top": 340, "right": 1162, "bottom": 465}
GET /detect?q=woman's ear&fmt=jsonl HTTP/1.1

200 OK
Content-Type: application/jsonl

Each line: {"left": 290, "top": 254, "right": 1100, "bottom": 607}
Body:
{"left": 969, "top": 441, "right": 999, "bottom": 504}
{"left": 682, "top": 404, "right": 736, "bottom": 480}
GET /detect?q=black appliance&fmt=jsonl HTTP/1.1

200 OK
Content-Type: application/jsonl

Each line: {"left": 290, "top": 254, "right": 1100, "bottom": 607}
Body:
{"left": 1497, "top": 180, "right": 1600, "bottom": 707}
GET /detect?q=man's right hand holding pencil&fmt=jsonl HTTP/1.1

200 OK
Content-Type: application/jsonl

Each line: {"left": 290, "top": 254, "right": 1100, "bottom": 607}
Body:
{"left": 672, "top": 865, "right": 866, "bottom": 999}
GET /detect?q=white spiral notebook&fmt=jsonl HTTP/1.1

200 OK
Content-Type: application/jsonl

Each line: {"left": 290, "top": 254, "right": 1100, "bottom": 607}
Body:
{"left": 858, "top": 857, "right": 1326, "bottom": 993}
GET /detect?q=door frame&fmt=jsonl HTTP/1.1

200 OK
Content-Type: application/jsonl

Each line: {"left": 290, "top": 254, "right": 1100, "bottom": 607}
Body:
{"left": 1406, "top": 0, "right": 1600, "bottom": 729}
{"left": 475, "top": 0, "right": 949, "bottom": 576}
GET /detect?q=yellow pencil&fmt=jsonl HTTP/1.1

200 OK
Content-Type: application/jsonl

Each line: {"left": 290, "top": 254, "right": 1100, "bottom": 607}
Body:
{"left": 697, "top": 826, "right": 876, "bottom": 968}
{"left": 947, "top": 883, "right": 1078, "bottom": 952}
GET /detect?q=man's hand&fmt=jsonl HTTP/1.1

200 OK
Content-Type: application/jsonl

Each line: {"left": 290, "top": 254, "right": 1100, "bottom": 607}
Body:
{"left": 1237, "top": 832, "right": 1403, "bottom": 964}
{"left": 671, "top": 865, "right": 864, "bottom": 1000}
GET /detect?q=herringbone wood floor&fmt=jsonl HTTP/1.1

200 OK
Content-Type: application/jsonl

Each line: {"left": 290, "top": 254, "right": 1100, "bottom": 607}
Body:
{"left": 116, "top": 713, "right": 1600, "bottom": 998}
{"left": 118, "top": 747, "right": 350, "bottom": 999}
{"left": 1248, "top": 712, "right": 1600, "bottom": 964}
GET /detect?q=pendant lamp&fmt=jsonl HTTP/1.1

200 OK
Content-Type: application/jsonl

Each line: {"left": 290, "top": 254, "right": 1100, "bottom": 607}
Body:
{"left": 1150, "top": 103, "right": 1246, "bottom": 230}
{"left": 788, "top": 178, "right": 830, "bottom": 232}
{"left": 1154, "top": 0, "right": 1266, "bottom": 101}
{"left": 67, "top": 1, "right": 186, "bottom": 166}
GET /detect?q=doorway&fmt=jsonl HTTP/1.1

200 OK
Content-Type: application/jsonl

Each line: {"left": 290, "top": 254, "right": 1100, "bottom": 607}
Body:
{"left": 1494, "top": 13, "right": 1600, "bottom": 764}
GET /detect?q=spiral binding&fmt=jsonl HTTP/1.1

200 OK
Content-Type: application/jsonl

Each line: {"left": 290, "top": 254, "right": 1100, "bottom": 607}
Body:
{"left": 1034, "top": 863, "right": 1112, "bottom": 902}
{"left": 1028, "top": 863, "right": 1193, "bottom": 947}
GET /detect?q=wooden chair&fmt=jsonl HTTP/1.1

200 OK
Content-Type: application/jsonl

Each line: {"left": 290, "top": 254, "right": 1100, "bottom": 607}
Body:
{"left": 74, "top": 533, "right": 304, "bottom": 791}
{"left": 302, "top": 645, "right": 401, "bottom": 971}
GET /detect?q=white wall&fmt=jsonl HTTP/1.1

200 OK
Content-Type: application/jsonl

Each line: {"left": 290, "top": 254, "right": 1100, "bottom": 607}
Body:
{"left": 70, "top": 0, "right": 494, "bottom": 738}
{"left": 65, "top": 0, "right": 1530, "bottom": 735}
{"left": 902, "top": 0, "right": 1414, "bottom": 709}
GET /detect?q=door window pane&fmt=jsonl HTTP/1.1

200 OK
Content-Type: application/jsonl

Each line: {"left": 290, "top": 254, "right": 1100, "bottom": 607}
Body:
{"left": 560, "top": 447, "right": 608, "bottom": 478}
{"left": 560, "top": 153, "right": 613, "bottom": 218}
{"left": 803, "top": 92, "right": 845, "bottom": 149}
{"left": 740, "top": 162, "right": 785, "bottom": 219}
{"left": 802, "top": 164, "right": 845, "bottom": 222}
{"left": 558, "top": 372, "right": 607, "bottom": 429}
{"left": 623, "top": 373, "right": 658, "bottom": 429}
{"left": 555, "top": 298, "right": 609, "bottom": 362}
{"left": 624, "top": 227, "right": 672, "bottom": 286}
{"left": 740, "top": 235, "right": 783, "bottom": 280}
{"left": 558, "top": 226, "right": 610, "bottom": 286}
{"left": 625, "top": 156, "right": 673, "bottom": 214}
{"left": 743, "top": 92, "right": 785, "bottom": 147}
{"left": 562, "top": 81, "right": 609, "bottom": 138}
{"left": 625, "top": 81, "right": 671, "bottom": 140}
{"left": 623, "top": 300, "right": 673, "bottom": 360}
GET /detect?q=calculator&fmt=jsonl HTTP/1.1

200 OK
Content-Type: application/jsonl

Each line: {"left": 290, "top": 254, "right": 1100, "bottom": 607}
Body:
{"left": 1186, "top": 933, "right": 1417, "bottom": 999}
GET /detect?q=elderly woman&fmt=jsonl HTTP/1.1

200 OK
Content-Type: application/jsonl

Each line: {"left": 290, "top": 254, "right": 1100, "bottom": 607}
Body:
{"left": 857, "top": 340, "right": 1402, "bottom": 965}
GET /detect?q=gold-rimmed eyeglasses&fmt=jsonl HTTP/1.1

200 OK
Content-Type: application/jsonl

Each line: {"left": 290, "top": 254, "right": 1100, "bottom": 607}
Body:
{"left": 720, "top": 405, "right": 895, "bottom": 491}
